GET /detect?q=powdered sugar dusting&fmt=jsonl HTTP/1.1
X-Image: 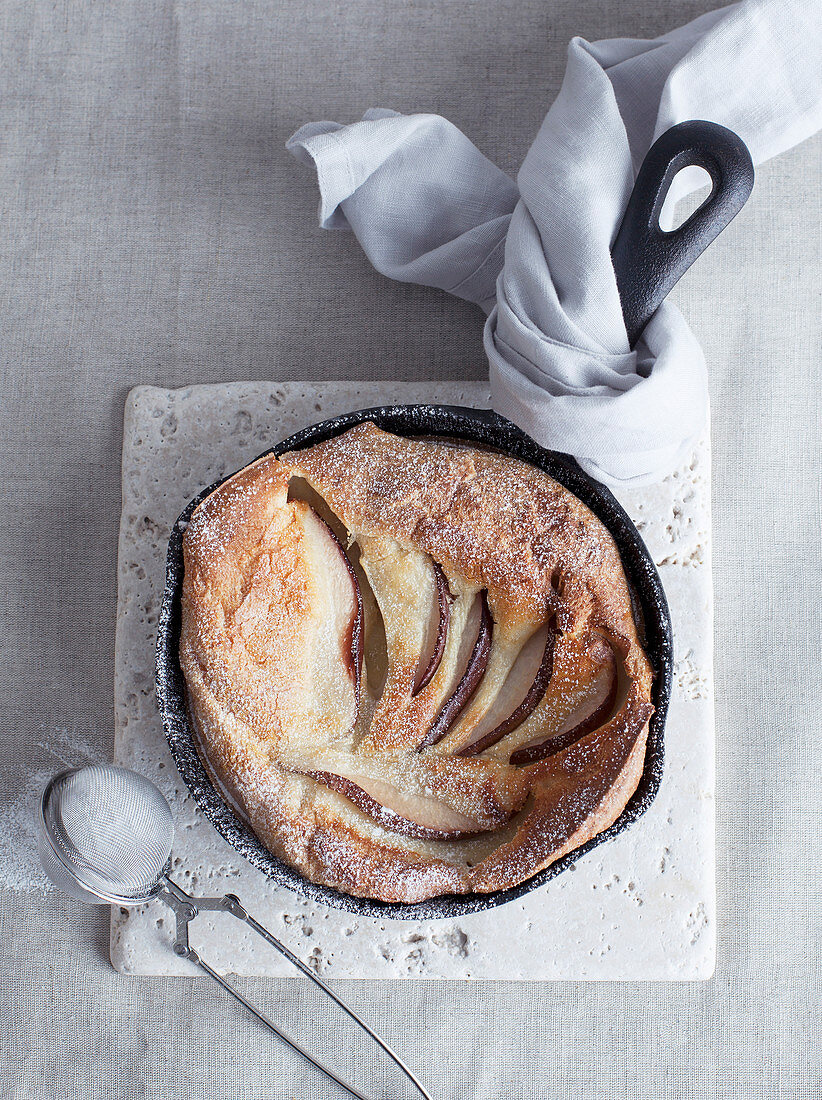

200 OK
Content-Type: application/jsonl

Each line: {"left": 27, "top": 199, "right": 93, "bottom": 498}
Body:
{"left": 0, "top": 726, "right": 99, "bottom": 891}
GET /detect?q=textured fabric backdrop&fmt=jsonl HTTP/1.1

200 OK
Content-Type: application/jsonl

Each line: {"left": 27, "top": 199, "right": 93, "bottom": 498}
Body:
{"left": 0, "top": 1, "right": 819, "bottom": 1098}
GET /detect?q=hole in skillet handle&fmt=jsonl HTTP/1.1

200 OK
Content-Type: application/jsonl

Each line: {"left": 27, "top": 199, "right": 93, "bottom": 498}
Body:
{"left": 612, "top": 120, "right": 754, "bottom": 349}
{"left": 157, "top": 404, "right": 673, "bottom": 920}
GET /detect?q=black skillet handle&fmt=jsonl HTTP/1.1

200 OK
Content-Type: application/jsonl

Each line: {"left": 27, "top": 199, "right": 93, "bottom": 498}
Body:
{"left": 611, "top": 120, "right": 754, "bottom": 348}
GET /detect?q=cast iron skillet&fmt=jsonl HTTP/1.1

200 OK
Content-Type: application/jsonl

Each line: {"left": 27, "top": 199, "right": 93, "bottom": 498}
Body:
{"left": 157, "top": 121, "right": 753, "bottom": 919}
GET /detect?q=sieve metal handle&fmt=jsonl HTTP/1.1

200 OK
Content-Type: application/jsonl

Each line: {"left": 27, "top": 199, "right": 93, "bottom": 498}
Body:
{"left": 156, "top": 876, "right": 432, "bottom": 1100}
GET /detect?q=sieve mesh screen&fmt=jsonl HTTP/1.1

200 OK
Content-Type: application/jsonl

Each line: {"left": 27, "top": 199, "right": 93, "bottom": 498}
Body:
{"left": 42, "top": 765, "right": 174, "bottom": 901}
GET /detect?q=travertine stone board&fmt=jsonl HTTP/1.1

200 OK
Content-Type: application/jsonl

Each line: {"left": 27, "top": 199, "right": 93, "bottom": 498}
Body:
{"left": 111, "top": 381, "right": 714, "bottom": 979}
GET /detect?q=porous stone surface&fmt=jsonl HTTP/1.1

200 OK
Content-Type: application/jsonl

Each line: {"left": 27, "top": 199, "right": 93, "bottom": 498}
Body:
{"left": 111, "top": 382, "right": 715, "bottom": 979}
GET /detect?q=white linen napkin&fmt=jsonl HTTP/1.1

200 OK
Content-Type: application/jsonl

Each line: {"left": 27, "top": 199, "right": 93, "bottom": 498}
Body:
{"left": 287, "top": 0, "right": 822, "bottom": 486}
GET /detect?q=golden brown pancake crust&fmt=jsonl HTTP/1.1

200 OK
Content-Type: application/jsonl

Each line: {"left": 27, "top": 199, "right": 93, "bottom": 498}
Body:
{"left": 180, "top": 423, "right": 654, "bottom": 902}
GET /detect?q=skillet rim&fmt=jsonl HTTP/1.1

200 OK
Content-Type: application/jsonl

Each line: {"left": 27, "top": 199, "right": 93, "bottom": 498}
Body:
{"left": 156, "top": 403, "right": 672, "bottom": 920}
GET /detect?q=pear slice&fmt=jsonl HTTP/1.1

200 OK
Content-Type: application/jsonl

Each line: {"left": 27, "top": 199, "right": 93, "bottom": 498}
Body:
{"left": 457, "top": 616, "right": 559, "bottom": 757}
{"left": 417, "top": 590, "right": 493, "bottom": 750}
{"left": 299, "top": 504, "right": 364, "bottom": 725}
{"left": 307, "top": 770, "right": 488, "bottom": 840}
{"left": 412, "top": 563, "right": 454, "bottom": 696}
{"left": 509, "top": 636, "right": 618, "bottom": 765}
{"left": 299, "top": 751, "right": 526, "bottom": 840}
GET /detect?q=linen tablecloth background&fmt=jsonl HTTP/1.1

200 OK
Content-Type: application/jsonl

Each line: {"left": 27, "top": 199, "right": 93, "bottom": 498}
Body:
{"left": 0, "top": 1, "right": 818, "bottom": 1097}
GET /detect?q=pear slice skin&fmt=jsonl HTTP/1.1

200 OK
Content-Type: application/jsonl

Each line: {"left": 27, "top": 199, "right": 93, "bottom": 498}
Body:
{"left": 307, "top": 769, "right": 493, "bottom": 840}
{"left": 417, "top": 590, "right": 493, "bottom": 750}
{"left": 509, "top": 636, "right": 618, "bottom": 766}
{"left": 457, "top": 615, "right": 559, "bottom": 757}
{"left": 412, "top": 563, "right": 454, "bottom": 696}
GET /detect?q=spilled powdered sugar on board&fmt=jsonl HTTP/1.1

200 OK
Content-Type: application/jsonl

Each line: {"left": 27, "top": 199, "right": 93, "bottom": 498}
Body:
{"left": 111, "top": 381, "right": 715, "bottom": 980}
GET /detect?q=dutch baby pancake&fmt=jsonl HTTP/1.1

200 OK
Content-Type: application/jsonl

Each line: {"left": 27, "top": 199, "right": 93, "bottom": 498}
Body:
{"left": 179, "top": 423, "right": 654, "bottom": 903}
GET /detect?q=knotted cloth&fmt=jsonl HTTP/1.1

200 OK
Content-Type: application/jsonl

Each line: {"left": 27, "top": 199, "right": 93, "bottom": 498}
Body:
{"left": 287, "top": 0, "right": 821, "bottom": 485}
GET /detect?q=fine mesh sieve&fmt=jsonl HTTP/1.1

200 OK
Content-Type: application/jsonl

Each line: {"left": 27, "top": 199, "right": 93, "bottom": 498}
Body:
{"left": 38, "top": 765, "right": 431, "bottom": 1100}
{"left": 39, "top": 765, "right": 174, "bottom": 903}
